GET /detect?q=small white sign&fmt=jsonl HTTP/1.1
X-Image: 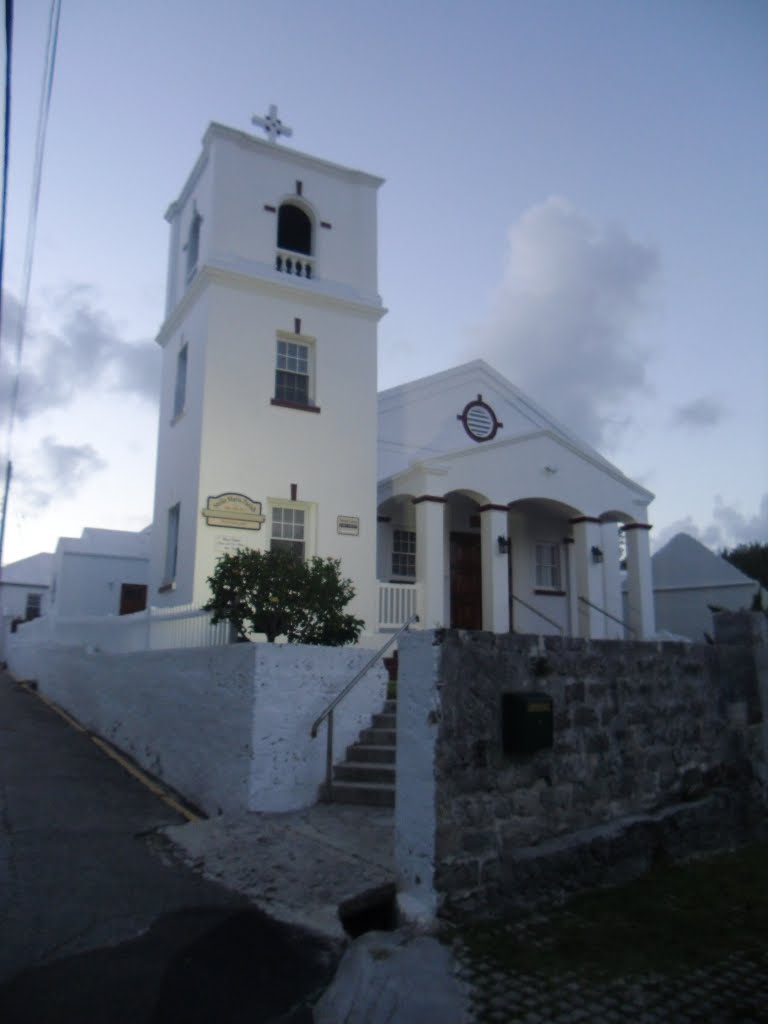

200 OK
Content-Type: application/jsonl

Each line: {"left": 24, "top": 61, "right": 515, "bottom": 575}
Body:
{"left": 337, "top": 515, "right": 360, "bottom": 536}
{"left": 215, "top": 534, "right": 253, "bottom": 556}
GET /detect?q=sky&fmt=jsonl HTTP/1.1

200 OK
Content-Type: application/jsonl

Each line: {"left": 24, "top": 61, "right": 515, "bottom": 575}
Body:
{"left": 1, "top": 0, "right": 766, "bottom": 566}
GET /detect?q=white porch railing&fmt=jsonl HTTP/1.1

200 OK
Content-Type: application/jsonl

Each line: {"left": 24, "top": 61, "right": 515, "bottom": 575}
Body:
{"left": 378, "top": 581, "right": 421, "bottom": 630}
{"left": 9, "top": 603, "right": 231, "bottom": 655}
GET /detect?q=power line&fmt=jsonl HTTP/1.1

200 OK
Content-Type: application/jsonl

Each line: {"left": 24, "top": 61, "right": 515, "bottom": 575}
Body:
{"left": 0, "top": 0, "right": 13, "bottom": 350}
{"left": 0, "top": 0, "right": 14, "bottom": 581}
{"left": 0, "top": 0, "right": 62, "bottom": 574}
{"left": 5, "top": 0, "right": 62, "bottom": 456}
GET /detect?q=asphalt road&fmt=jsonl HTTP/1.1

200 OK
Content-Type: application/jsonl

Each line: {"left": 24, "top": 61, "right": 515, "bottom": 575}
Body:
{"left": 0, "top": 672, "right": 339, "bottom": 1022}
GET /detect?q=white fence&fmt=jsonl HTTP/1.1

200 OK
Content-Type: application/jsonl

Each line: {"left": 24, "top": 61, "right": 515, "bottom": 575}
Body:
{"left": 8, "top": 586, "right": 420, "bottom": 666}
{"left": 9, "top": 603, "right": 231, "bottom": 656}
{"left": 378, "top": 581, "right": 421, "bottom": 629}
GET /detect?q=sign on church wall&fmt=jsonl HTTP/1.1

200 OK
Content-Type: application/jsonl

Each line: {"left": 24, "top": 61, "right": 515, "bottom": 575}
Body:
{"left": 214, "top": 534, "right": 257, "bottom": 557}
{"left": 202, "top": 493, "right": 266, "bottom": 530}
{"left": 337, "top": 515, "right": 360, "bottom": 536}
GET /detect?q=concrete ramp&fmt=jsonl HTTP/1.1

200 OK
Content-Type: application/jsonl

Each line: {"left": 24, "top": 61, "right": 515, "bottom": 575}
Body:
{"left": 161, "top": 804, "right": 395, "bottom": 942}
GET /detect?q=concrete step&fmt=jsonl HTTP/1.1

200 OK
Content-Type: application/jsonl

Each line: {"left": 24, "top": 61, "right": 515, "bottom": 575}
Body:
{"left": 371, "top": 712, "right": 396, "bottom": 730}
{"left": 345, "top": 743, "right": 395, "bottom": 764}
{"left": 333, "top": 761, "right": 395, "bottom": 785}
{"left": 359, "top": 727, "right": 396, "bottom": 746}
{"left": 330, "top": 781, "right": 395, "bottom": 808}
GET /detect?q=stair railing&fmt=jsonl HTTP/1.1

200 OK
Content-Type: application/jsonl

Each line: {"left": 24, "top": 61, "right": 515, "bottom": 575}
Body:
{"left": 578, "top": 595, "right": 636, "bottom": 636}
{"left": 310, "top": 613, "right": 419, "bottom": 802}
{"left": 510, "top": 592, "right": 564, "bottom": 634}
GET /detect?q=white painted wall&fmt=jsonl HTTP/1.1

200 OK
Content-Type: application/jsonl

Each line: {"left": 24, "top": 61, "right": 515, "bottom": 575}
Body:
{"left": 47, "top": 529, "right": 150, "bottom": 619}
{"left": 12, "top": 640, "right": 386, "bottom": 815}
{"left": 647, "top": 583, "right": 758, "bottom": 642}
{"left": 50, "top": 552, "right": 149, "bottom": 617}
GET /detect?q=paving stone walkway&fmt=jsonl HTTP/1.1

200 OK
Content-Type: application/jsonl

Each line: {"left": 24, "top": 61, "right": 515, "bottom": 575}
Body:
{"left": 452, "top": 924, "right": 767, "bottom": 1023}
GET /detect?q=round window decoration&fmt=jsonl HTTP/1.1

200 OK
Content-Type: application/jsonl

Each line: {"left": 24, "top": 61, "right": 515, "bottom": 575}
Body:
{"left": 457, "top": 395, "right": 503, "bottom": 442}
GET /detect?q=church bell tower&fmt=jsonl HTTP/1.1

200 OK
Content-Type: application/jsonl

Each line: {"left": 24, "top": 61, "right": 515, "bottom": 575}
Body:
{"left": 149, "top": 107, "right": 385, "bottom": 632}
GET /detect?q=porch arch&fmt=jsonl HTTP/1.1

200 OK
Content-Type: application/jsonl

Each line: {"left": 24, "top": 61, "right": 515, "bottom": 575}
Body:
{"left": 506, "top": 497, "right": 581, "bottom": 636}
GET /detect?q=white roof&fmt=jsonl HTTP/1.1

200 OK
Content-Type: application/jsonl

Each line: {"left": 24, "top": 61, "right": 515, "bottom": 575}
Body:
{"left": 0, "top": 552, "right": 54, "bottom": 587}
{"left": 57, "top": 527, "right": 151, "bottom": 559}
{"left": 652, "top": 533, "right": 755, "bottom": 590}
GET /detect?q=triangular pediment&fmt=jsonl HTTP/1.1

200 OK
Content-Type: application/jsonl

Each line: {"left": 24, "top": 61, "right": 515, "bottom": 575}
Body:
{"left": 378, "top": 359, "right": 636, "bottom": 487}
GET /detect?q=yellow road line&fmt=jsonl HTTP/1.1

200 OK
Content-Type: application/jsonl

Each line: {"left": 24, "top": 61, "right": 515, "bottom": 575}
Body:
{"left": 18, "top": 680, "right": 202, "bottom": 823}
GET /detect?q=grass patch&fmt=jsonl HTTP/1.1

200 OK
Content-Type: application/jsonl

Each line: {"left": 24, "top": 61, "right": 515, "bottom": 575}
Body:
{"left": 386, "top": 680, "right": 397, "bottom": 700}
{"left": 455, "top": 842, "right": 768, "bottom": 979}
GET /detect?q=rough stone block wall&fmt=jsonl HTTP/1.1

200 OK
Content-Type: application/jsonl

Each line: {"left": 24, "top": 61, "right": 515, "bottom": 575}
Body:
{"left": 397, "top": 615, "right": 767, "bottom": 920}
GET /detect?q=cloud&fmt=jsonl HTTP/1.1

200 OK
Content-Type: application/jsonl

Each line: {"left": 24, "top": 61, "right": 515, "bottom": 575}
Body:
{"left": 471, "top": 198, "right": 659, "bottom": 449}
{"left": 13, "top": 437, "right": 107, "bottom": 510}
{"left": 653, "top": 493, "right": 768, "bottom": 551}
{"left": 670, "top": 396, "right": 726, "bottom": 429}
{"left": 0, "top": 288, "right": 160, "bottom": 423}
{"left": 712, "top": 493, "right": 768, "bottom": 547}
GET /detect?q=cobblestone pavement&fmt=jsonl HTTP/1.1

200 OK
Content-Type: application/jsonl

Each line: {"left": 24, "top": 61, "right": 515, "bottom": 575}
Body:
{"left": 452, "top": 923, "right": 768, "bottom": 1023}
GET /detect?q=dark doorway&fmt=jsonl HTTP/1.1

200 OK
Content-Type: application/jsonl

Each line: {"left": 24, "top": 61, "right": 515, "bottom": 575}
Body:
{"left": 119, "top": 584, "right": 148, "bottom": 615}
{"left": 450, "top": 532, "right": 482, "bottom": 629}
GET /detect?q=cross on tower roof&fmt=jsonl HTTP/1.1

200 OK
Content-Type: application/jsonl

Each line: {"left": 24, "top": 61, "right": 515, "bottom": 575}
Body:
{"left": 251, "top": 104, "right": 293, "bottom": 144}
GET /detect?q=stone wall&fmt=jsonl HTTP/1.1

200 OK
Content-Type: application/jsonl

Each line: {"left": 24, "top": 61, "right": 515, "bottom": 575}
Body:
{"left": 396, "top": 614, "right": 767, "bottom": 921}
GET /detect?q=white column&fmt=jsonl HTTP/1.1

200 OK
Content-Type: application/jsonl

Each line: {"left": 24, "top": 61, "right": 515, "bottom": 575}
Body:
{"left": 563, "top": 536, "right": 579, "bottom": 637}
{"left": 414, "top": 497, "right": 447, "bottom": 628}
{"left": 571, "top": 517, "right": 606, "bottom": 639}
{"left": 601, "top": 521, "right": 623, "bottom": 639}
{"left": 480, "top": 505, "right": 510, "bottom": 633}
{"left": 623, "top": 523, "right": 655, "bottom": 639}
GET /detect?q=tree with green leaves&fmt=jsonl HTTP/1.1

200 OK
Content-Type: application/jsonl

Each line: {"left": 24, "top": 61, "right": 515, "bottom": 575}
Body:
{"left": 204, "top": 547, "right": 364, "bottom": 646}
{"left": 721, "top": 542, "right": 768, "bottom": 591}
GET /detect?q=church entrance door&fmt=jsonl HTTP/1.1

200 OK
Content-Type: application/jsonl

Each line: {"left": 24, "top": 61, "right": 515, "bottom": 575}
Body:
{"left": 450, "top": 532, "right": 482, "bottom": 629}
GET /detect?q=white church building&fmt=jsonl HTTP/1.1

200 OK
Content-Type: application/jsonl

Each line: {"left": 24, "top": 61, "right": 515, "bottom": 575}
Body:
{"left": 147, "top": 109, "right": 655, "bottom": 642}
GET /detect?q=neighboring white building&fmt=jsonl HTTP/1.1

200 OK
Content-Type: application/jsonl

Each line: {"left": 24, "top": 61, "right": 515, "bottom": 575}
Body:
{"left": 647, "top": 532, "right": 764, "bottom": 641}
{"left": 49, "top": 527, "right": 151, "bottom": 618}
{"left": 0, "top": 552, "right": 53, "bottom": 660}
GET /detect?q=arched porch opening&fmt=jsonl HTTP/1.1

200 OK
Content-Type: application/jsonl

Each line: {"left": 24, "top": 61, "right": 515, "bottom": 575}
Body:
{"left": 507, "top": 497, "right": 582, "bottom": 637}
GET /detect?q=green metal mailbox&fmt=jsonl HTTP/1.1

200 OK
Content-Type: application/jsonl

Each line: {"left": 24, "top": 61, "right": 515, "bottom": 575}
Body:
{"left": 502, "top": 691, "right": 553, "bottom": 755}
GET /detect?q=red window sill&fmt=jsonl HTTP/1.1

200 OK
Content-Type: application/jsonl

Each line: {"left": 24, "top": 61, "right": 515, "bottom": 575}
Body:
{"left": 271, "top": 399, "right": 321, "bottom": 413}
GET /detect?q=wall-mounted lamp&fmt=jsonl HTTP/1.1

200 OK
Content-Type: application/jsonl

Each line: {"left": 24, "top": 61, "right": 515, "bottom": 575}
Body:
{"left": 591, "top": 545, "right": 604, "bottom": 564}
{"left": 498, "top": 535, "right": 511, "bottom": 554}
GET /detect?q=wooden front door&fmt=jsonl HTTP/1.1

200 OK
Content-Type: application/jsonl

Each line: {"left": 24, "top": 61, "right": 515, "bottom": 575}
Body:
{"left": 450, "top": 532, "right": 482, "bottom": 630}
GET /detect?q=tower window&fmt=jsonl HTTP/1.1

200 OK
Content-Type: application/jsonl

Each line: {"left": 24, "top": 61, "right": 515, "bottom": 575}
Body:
{"left": 185, "top": 208, "right": 202, "bottom": 282}
{"left": 164, "top": 503, "right": 181, "bottom": 583}
{"left": 173, "top": 343, "right": 188, "bottom": 419}
{"left": 271, "top": 506, "right": 305, "bottom": 559}
{"left": 275, "top": 339, "right": 310, "bottom": 405}
{"left": 277, "top": 203, "right": 312, "bottom": 255}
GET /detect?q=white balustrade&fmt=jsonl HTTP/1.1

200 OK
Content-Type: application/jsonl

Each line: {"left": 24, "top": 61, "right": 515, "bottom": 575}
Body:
{"left": 275, "top": 248, "right": 314, "bottom": 279}
{"left": 378, "top": 581, "right": 421, "bottom": 630}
